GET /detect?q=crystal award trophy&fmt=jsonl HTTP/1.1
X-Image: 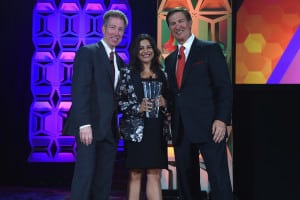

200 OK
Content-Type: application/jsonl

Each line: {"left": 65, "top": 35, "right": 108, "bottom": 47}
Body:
{"left": 142, "top": 81, "right": 162, "bottom": 118}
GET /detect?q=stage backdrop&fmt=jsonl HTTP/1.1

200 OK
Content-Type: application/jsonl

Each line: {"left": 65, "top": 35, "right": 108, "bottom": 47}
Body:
{"left": 29, "top": 0, "right": 132, "bottom": 163}
{"left": 235, "top": 0, "right": 300, "bottom": 84}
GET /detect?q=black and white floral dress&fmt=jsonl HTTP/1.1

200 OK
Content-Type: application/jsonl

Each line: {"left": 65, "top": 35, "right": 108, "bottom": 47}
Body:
{"left": 117, "top": 67, "right": 168, "bottom": 169}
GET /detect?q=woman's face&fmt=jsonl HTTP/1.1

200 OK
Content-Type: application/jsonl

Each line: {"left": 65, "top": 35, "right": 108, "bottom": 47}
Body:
{"left": 138, "top": 39, "right": 154, "bottom": 65}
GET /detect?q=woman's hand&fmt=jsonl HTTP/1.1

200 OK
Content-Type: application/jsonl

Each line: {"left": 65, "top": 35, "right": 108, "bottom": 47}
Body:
{"left": 139, "top": 98, "right": 153, "bottom": 112}
{"left": 156, "top": 95, "right": 166, "bottom": 108}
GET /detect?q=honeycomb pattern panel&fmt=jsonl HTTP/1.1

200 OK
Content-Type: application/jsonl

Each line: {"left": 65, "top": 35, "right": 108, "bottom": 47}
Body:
{"left": 236, "top": 0, "right": 300, "bottom": 84}
{"left": 29, "top": 0, "right": 132, "bottom": 162}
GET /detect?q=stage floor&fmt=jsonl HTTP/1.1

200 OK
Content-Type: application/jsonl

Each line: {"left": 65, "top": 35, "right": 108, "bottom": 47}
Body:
{"left": 0, "top": 186, "right": 191, "bottom": 200}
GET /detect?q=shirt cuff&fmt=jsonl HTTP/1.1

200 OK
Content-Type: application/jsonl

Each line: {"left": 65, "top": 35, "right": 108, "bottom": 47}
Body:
{"left": 79, "top": 124, "right": 91, "bottom": 129}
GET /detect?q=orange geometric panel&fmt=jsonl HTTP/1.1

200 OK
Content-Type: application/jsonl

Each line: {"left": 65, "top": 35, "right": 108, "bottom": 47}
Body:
{"left": 236, "top": 0, "right": 300, "bottom": 84}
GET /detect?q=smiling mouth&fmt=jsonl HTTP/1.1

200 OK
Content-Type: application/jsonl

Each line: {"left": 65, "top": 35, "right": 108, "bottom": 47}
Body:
{"left": 111, "top": 36, "right": 120, "bottom": 41}
{"left": 141, "top": 53, "right": 151, "bottom": 58}
{"left": 175, "top": 30, "right": 185, "bottom": 35}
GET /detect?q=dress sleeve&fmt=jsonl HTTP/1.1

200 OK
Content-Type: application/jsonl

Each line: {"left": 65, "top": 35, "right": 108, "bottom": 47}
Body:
{"left": 116, "top": 68, "right": 141, "bottom": 116}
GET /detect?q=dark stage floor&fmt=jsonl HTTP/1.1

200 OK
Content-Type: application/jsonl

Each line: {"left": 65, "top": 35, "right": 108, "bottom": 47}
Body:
{"left": 0, "top": 187, "right": 214, "bottom": 200}
{"left": 0, "top": 187, "right": 190, "bottom": 200}
{"left": 0, "top": 152, "right": 210, "bottom": 199}
{"left": 0, "top": 187, "right": 72, "bottom": 200}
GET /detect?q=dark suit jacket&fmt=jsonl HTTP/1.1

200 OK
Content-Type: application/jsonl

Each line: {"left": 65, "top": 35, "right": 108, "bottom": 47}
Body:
{"left": 165, "top": 38, "right": 233, "bottom": 145}
{"left": 63, "top": 41, "right": 125, "bottom": 141}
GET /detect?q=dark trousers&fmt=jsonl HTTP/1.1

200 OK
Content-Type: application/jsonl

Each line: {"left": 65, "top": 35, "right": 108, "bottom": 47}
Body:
{"left": 70, "top": 138, "right": 117, "bottom": 200}
{"left": 174, "top": 134, "right": 233, "bottom": 200}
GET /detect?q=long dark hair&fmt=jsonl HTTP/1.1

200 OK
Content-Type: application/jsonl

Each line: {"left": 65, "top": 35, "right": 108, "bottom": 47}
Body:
{"left": 129, "top": 33, "right": 162, "bottom": 74}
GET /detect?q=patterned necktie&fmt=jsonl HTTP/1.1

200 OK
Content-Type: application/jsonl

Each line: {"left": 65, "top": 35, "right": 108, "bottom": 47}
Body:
{"left": 110, "top": 51, "right": 115, "bottom": 79}
{"left": 176, "top": 46, "right": 185, "bottom": 89}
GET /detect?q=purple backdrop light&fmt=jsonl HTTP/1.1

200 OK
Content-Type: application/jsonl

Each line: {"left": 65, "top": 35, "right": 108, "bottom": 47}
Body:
{"left": 267, "top": 26, "right": 300, "bottom": 84}
{"left": 29, "top": 0, "right": 132, "bottom": 162}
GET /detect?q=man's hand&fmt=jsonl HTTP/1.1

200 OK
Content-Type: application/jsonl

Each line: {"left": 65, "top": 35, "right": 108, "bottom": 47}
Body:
{"left": 79, "top": 126, "right": 93, "bottom": 145}
{"left": 212, "top": 120, "right": 226, "bottom": 143}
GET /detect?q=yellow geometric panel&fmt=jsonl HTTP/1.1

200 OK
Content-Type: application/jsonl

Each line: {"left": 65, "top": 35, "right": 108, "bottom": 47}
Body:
{"left": 244, "top": 33, "right": 266, "bottom": 53}
{"left": 244, "top": 72, "right": 267, "bottom": 84}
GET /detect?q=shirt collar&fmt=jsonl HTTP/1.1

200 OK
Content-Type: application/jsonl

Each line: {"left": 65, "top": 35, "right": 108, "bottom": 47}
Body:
{"left": 178, "top": 34, "right": 194, "bottom": 57}
{"left": 101, "top": 39, "right": 115, "bottom": 57}
{"left": 179, "top": 34, "right": 194, "bottom": 51}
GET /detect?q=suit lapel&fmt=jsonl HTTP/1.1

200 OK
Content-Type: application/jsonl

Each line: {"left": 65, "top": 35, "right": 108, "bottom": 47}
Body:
{"left": 116, "top": 54, "right": 123, "bottom": 71}
{"left": 181, "top": 39, "right": 200, "bottom": 89}
{"left": 96, "top": 41, "right": 114, "bottom": 86}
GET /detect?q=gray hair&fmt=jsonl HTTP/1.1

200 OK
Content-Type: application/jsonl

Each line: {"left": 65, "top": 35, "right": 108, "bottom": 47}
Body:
{"left": 103, "top": 10, "right": 128, "bottom": 26}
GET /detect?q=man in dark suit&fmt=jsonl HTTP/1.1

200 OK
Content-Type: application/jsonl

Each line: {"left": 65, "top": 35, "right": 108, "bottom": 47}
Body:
{"left": 63, "top": 10, "right": 128, "bottom": 200}
{"left": 164, "top": 7, "right": 234, "bottom": 200}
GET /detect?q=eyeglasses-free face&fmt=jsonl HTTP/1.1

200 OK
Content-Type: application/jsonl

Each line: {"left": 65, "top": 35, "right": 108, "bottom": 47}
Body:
{"left": 102, "top": 17, "right": 126, "bottom": 49}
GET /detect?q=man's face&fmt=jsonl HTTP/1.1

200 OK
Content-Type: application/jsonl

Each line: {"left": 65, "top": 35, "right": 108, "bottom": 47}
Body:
{"left": 102, "top": 17, "right": 125, "bottom": 49}
{"left": 168, "top": 12, "right": 192, "bottom": 44}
